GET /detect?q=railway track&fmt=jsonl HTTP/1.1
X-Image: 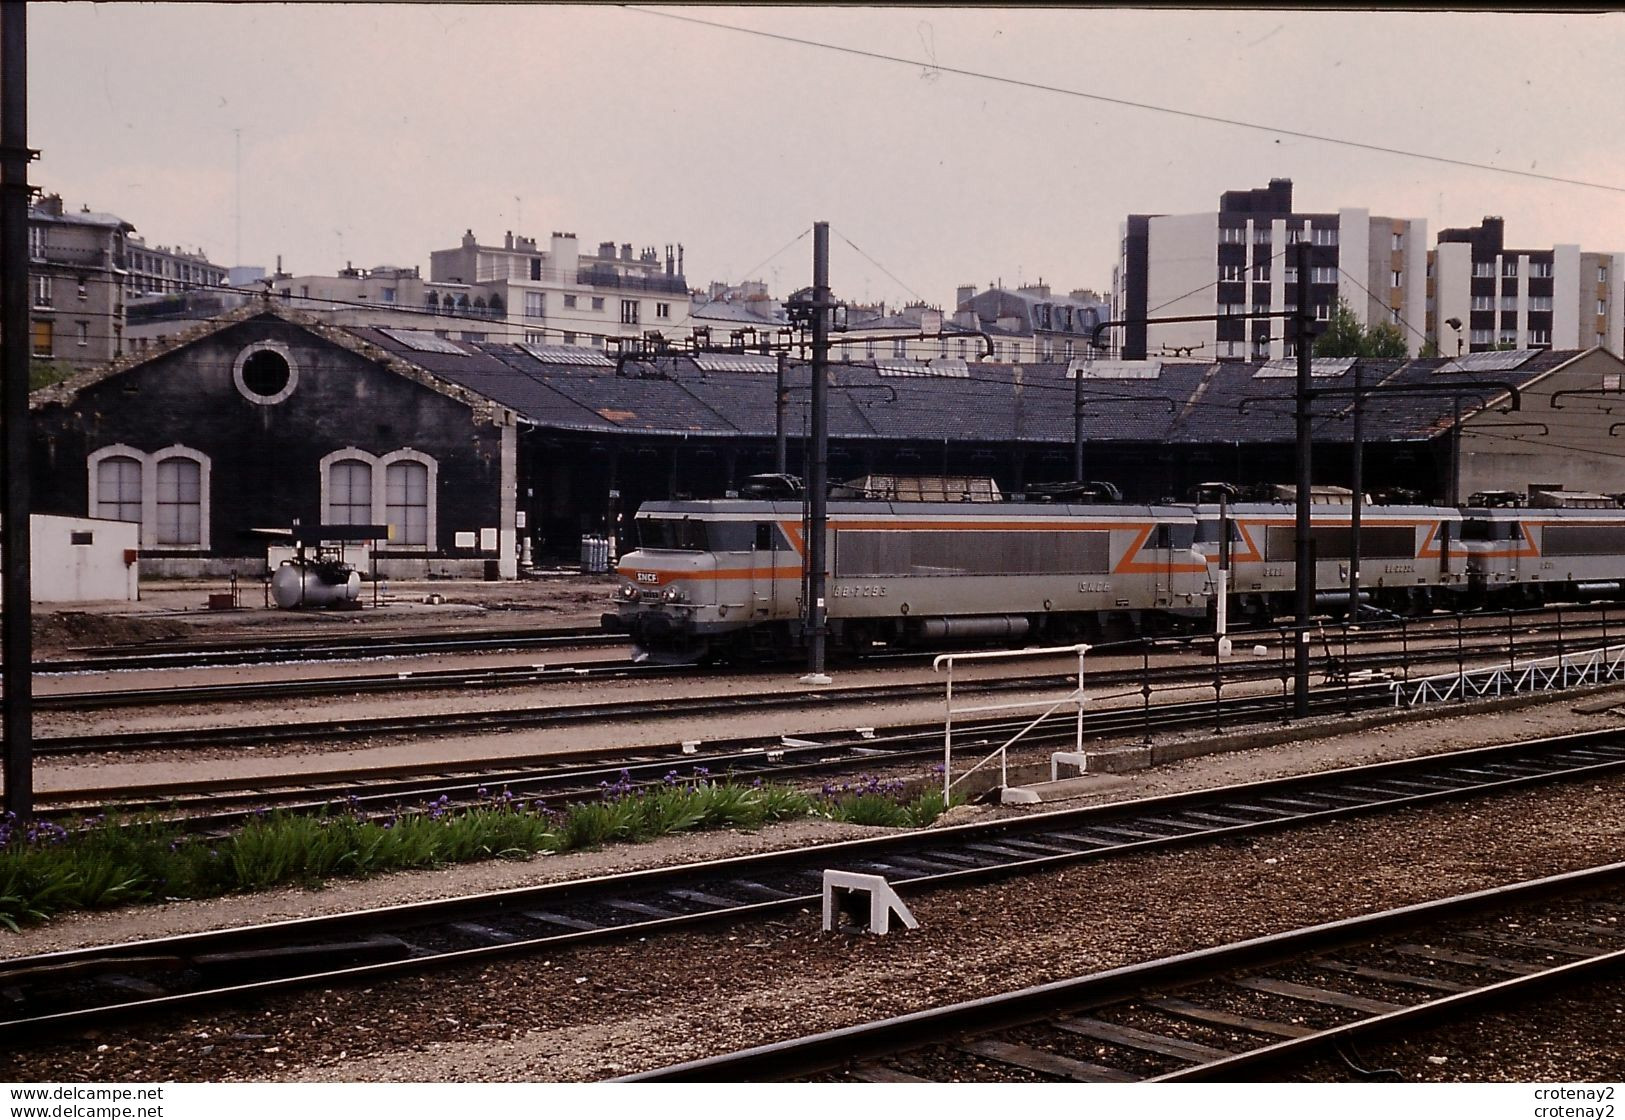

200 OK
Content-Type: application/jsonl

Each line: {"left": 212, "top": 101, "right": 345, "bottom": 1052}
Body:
{"left": 622, "top": 862, "right": 1625, "bottom": 1082}
{"left": 28, "top": 612, "right": 1625, "bottom": 753}
{"left": 27, "top": 610, "right": 1625, "bottom": 713}
{"left": 5, "top": 730, "right": 1622, "bottom": 1039}
{"left": 31, "top": 656, "right": 674, "bottom": 710}
{"left": 34, "top": 624, "right": 614, "bottom": 675}
{"left": 38, "top": 679, "right": 1399, "bottom": 828}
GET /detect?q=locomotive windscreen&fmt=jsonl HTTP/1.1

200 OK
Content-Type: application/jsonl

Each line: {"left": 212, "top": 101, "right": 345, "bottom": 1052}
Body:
{"left": 1263, "top": 525, "right": 1416, "bottom": 561}
{"left": 835, "top": 529, "right": 1111, "bottom": 577}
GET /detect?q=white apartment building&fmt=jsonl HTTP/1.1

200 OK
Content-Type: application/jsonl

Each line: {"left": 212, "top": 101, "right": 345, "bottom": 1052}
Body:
{"left": 126, "top": 263, "right": 510, "bottom": 353}
{"left": 1428, "top": 216, "right": 1624, "bottom": 355}
{"left": 429, "top": 230, "right": 689, "bottom": 349}
{"left": 1113, "top": 179, "right": 1428, "bottom": 360}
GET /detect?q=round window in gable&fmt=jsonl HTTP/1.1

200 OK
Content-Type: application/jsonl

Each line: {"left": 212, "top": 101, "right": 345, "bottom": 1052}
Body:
{"left": 233, "top": 341, "right": 299, "bottom": 405}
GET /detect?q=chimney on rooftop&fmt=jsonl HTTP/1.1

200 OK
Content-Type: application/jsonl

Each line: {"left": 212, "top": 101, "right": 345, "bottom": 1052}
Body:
{"left": 620, "top": 242, "right": 633, "bottom": 261}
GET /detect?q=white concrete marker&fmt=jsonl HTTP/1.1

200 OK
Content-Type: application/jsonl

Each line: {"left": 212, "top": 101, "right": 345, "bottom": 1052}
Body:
{"left": 821, "top": 870, "right": 919, "bottom": 935}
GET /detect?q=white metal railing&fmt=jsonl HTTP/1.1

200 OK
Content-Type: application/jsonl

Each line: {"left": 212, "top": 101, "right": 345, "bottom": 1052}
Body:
{"left": 1391, "top": 642, "right": 1625, "bottom": 708}
{"left": 934, "top": 643, "right": 1090, "bottom": 803}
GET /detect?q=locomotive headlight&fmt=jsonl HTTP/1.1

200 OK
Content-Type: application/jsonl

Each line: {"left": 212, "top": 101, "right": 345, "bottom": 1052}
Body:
{"left": 618, "top": 583, "right": 639, "bottom": 601}
{"left": 664, "top": 586, "right": 689, "bottom": 604}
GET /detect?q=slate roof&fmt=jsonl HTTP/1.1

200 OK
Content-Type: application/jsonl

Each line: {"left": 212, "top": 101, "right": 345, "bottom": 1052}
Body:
{"left": 35, "top": 305, "right": 1603, "bottom": 452}
{"left": 351, "top": 330, "right": 1600, "bottom": 447}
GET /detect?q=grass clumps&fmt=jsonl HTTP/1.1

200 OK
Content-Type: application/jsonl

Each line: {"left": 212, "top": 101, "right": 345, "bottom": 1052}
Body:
{"left": 0, "top": 770, "right": 958, "bottom": 930}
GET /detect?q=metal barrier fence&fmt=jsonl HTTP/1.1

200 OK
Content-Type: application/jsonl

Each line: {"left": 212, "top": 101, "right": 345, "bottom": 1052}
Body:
{"left": 1029, "top": 603, "right": 1623, "bottom": 748}
{"left": 1391, "top": 641, "right": 1625, "bottom": 707}
{"left": 934, "top": 644, "right": 1090, "bottom": 803}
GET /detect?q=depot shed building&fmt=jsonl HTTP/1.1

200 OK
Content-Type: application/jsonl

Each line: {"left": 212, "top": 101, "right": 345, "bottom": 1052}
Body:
{"left": 27, "top": 302, "right": 1625, "bottom": 577}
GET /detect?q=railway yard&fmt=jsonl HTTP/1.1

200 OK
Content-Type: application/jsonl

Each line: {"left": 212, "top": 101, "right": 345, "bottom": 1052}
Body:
{"left": 1, "top": 574, "right": 1623, "bottom": 1084}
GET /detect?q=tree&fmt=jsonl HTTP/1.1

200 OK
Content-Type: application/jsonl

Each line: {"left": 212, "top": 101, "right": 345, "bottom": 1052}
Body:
{"left": 1313, "top": 297, "right": 1410, "bottom": 359}
{"left": 29, "top": 359, "right": 76, "bottom": 391}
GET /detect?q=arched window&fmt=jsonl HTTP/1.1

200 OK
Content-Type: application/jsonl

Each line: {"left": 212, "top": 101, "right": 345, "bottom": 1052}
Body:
{"left": 95, "top": 455, "right": 142, "bottom": 523}
{"left": 320, "top": 448, "right": 437, "bottom": 549}
{"left": 89, "top": 444, "right": 211, "bottom": 550}
{"left": 155, "top": 457, "right": 202, "bottom": 546}
{"left": 425, "top": 291, "right": 440, "bottom": 309}
{"left": 385, "top": 460, "right": 429, "bottom": 545}
{"left": 328, "top": 460, "right": 373, "bottom": 525}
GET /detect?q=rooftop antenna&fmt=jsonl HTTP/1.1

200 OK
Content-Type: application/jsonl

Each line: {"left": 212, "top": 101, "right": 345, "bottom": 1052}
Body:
{"left": 515, "top": 195, "right": 522, "bottom": 234}
{"left": 233, "top": 127, "right": 242, "bottom": 268}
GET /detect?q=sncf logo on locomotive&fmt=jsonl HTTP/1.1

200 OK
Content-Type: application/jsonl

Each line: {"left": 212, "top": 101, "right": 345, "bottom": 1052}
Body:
{"left": 636, "top": 572, "right": 660, "bottom": 584}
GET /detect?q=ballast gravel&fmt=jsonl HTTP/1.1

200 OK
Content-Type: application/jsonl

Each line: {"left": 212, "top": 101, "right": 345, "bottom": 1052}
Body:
{"left": 3, "top": 708, "right": 1622, "bottom": 1084}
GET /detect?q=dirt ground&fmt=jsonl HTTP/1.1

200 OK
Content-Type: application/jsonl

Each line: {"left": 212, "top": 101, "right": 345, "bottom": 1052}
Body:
{"left": 30, "top": 574, "right": 623, "bottom": 655}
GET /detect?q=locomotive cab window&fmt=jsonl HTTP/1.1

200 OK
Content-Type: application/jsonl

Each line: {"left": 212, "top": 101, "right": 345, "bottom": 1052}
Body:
{"left": 704, "top": 521, "right": 755, "bottom": 552}
{"left": 1194, "top": 520, "right": 1243, "bottom": 545}
{"left": 1149, "top": 523, "right": 1196, "bottom": 549}
{"left": 754, "top": 523, "right": 791, "bottom": 551}
{"left": 1462, "top": 520, "right": 1523, "bottom": 542}
{"left": 636, "top": 517, "right": 708, "bottom": 551}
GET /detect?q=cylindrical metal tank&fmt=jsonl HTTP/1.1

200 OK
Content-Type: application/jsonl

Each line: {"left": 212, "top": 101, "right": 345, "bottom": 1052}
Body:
{"left": 271, "top": 559, "right": 362, "bottom": 609}
{"left": 917, "top": 616, "right": 1031, "bottom": 643}
{"left": 580, "top": 535, "right": 611, "bottom": 573}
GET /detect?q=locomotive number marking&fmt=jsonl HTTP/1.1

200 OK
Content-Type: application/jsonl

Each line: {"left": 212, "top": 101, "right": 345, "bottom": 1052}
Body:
{"left": 1078, "top": 581, "right": 1111, "bottom": 594}
{"left": 1384, "top": 563, "right": 1415, "bottom": 573}
{"left": 834, "top": 584, "right": 888, "bottom": 598}
{"left": 636, "top": 572, "right": 660, "bottom": 584}
{"left": 1263, "top": 566, "right": 1285, "bottom": 578}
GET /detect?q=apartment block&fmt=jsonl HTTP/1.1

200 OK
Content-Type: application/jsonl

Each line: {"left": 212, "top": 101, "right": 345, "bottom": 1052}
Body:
{"left": 1113, "top": 179, "right": 1428, "bottom": 360}
{"left": 1428, "top": 216, "right": 1624, "bottom": 354}
{"left": 126, "top": 262, "right": 511, "bottom": 354}
{"left": 125, "top": 236, "right": 227, "bottom": 299}
{"left": 429, "top": 230, "right": 689, "bottom": 349}
{"left": 27, "top": 194, "right": 136, "bottom": 370}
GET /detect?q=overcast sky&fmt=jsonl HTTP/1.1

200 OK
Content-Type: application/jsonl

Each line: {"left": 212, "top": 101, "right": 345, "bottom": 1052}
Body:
{"left": 29, "top": 5, "right": 1625, "bottom": 309}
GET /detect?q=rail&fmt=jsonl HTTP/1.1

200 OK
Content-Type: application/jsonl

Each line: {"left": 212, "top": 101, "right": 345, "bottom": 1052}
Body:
{"left": 934, "top": 643, "right": 1089, "bottom": 801}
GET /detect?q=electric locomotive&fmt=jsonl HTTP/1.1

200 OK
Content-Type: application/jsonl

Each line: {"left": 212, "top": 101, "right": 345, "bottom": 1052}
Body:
{"left": 604, "top": 493, "right": 1209, "bottom": 662}
{"left": 1459, "top": 489, "right": 1625, "bottom": 607}
{"left": 1195, "top": 486, "right": 1466, "bottom": 620}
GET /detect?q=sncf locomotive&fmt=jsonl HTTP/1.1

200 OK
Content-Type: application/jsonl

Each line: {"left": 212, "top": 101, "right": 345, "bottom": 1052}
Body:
{"left": 602, "top": 481, "right": 1625, "bottom": 663}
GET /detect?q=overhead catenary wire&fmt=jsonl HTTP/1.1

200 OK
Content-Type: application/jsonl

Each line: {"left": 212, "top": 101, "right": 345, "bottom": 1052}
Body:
{"left": 628, "top": 7, "right": 1625, "bottom": 196}
{"left": 832, "top": 229, "right": 929, "bottom": 307}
